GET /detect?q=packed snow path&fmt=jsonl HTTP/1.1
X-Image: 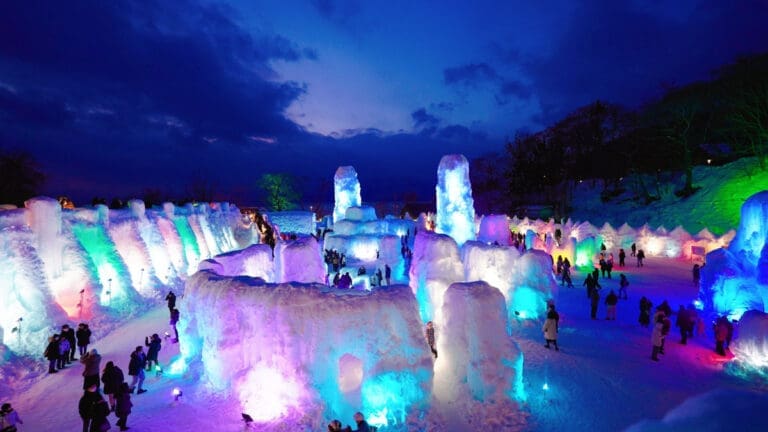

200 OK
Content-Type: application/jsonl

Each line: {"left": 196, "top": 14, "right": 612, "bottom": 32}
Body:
{"left": 6, "top": 256, "right": 766, "bottom": 431}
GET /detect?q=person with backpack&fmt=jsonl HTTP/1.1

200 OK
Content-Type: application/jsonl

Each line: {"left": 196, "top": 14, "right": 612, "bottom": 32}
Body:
{"left": 101, "top": 361, "right": 124, "bottom": 412}
{"left": 0, "top": 403, "right": 23, "bottom": 432}
{"left": 115, "top": 382, "right": 133, "bottom": 431}
{"left": 128, "top": 346, "right": 147, "bottom": 394}
{"left": 78, "top": 384, "right": 110, "bottom": 432}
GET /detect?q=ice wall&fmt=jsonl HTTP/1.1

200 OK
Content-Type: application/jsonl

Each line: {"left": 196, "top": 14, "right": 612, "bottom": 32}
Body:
{"left": 333, "top": 166, "right": 361, "bottom": 223}
{"left": 434, "top": 281, "right": 525, "bottom": 427}
{"left": 181, "top": 271, "right": 433, "bottom": 429}
{"left": 198, "top": 244, "right": 275, "bottom": 281}
{"left": 435, "top": 154, "right": 476, "bottom": 246}
{"left": 265, "top": 211, "right": 316, "bottom": 235}
{"left": 0, "top": 198, "right": 249, "bottom": 357}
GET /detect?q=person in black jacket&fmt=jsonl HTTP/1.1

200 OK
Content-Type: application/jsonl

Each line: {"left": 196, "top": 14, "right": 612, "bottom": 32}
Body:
{"left": 61, "top": 324, "right": 77, "bottom": 361}
{"left": 76, "top": 323, "right": 92, "bottom": 357}
{"left": 352, "top": 412, "right": 371, "bottom": 432}
{"left": 170, "top": 308, "right": 180, "bottom": 343}
{"left": 145, "top": 333, "right": 162, "bottom": 371}
{"left": 101, "top": 361, "right": 124, "bottom": 411}
{"left": 128, "top": 346, "right": 147, "bottom": 394}
{"left": 79, "top": 384, "right": 109, "bottom": 432}
{"left": 165, "top": 291, "right": 176, "bottom": 317}
{"left": 115, "top": 382, "right": 133, "bottom": 431}
{"left": 44, "top": 335, "right": 60, "bottom": 374}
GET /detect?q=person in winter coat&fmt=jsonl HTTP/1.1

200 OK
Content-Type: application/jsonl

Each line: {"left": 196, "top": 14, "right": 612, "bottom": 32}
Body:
{"left": 0, "top": 402, "right": 23, "bottom": 432}
{"left": 425, "top": 321, "right": 437, "bottom": 359}
{"left": 658, "top": 311, "right": 672, "bottom": 354}
{"left": 80, "top": 349, "right": 102, "bottom": 390}
{"left": 79, "top": 384, "right": 110, "bottom": 432}
{"left": 543, "top": 310, "right": 559, "bottom": 351}
{"left": 618, "top": 274, "right": 629, "bottom": 300}
{"left": 115, "top": 382, "right": 133, "bottom": 431}
{"left": 76, "top": 323, "right": 92, "bottom": 357}
{"left": 631, "top": 243, "right": 636, "bottom": 257}
{"left": 605, "top": 290, "right": 618, "bottom": 320}
{"left": 590, "top": 288, "right": 600, "bottom": 320}
{"left": 584, "top": 274, "right": 601, "bottom": 299}
{"left": 715, "top": 316, "right": 729, "bottom": 356}
{"left": 145, "top": 334, "right": 162, "bottom": 371}
{"left": 618, "top": 248, "right": 626, "bottom": 267}
{"left": 328, "top": 419, "right": 352, "bottom": 432}
{"left": 561, "top": 266, "right": 574, "bottom": 288}
{"left": 101, "top": 361, "right": 124, "bottom": 411}
{"left": 638, "top": 297, "right": 652, "bottom": 328}
{"left": 165, "top": 291, "right": 176, "bottom": 317}
{"left": 128, "top": 346, "right": 147, "bottom": 394}
{"left": 57, "top": 333, "right": 71, "bottom": 370}
{"left": 352, "top": 412, "right": 371, "bottom": 432}
{"left": 651, "top": 315, "right": 664, "bottom": 361}
{"left": 44, "top": 335, "right": 60, "bottom": 374}
{"left": 170, "top": 308, "right": 180, "bottom": 343}
{"left": 692, "top": 264, "right": 701, "bottom": 286}
{"left": 636, "top": 249, "right": 646, "bottom": 267}
{"left": 62, "top": 324, "right": 77, "bottom": 361}
{"left": 675, "top": 305, "right": 691, "bottom": 345}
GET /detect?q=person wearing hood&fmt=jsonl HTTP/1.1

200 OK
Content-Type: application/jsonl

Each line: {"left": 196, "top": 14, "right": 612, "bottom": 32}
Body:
{"left": 80, "top": 349, "right": 102, "bottom": 390}
{"left": 101, "top": 361, "right": 124, "bottom": 411}
{"left": 79, "top": 384, "right": 110, "bottom": 432}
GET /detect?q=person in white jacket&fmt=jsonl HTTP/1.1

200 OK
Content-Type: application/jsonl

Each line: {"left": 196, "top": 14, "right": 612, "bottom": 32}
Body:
{"left": 651, "top": 316, "right": 665, "bottom": 361}
{"left": 543, "top": 309, "right": 559, "bottom": 351}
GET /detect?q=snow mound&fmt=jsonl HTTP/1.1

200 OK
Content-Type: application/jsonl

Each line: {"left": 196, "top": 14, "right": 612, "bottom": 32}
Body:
{"left": 625, "top": 389, "right": 768, "bottom": 432}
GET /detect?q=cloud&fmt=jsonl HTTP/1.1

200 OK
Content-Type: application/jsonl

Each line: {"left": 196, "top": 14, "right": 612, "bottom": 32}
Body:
{"left": 443, "top": 63, "right": 500, "bottom": 86}
{"left": 411, "top": 108, "right": 441, "bottom": 128}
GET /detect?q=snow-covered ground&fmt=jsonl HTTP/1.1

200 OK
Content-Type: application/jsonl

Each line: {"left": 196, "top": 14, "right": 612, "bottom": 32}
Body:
{"left": 4, "top": 255, "right": 766, "bottom": 431}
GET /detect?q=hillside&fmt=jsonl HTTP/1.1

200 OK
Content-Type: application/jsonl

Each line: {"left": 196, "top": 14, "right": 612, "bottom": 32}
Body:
{"left": 566, "top": 157, "right": 768, "bottom": 235}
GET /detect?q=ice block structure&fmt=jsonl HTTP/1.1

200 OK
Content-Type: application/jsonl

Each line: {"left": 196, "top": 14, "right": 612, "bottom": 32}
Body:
{"left": 435, "top": 154, "right": 476, "bottom": 246}
{"left": 433, "top": 281, "right": 526, "bottom": 426}
{"left": 729, "top": 310, "right": 768, "bottom": 372}
{"left": 700, "top": 191, "right": 768, "bottom": 319}
{"left": 477, "top": 214, "right": 512, "bottom": 245}
{"left": 181, "top": 270, "right": 433, "bottom": 430}
{"left": 265, "top": 211, "right": 316, "bottom": 235}
{"left": 408, "top": 232, "right": 464, "bottom": 324}
{"left": 333, "top": 166, "right": 361, "bottom": 223}
{"left": 463, "top": 242, "right": 557, "bottom": 321}
{"left": 0, "top": 197, "right": 249, "bottom": 357}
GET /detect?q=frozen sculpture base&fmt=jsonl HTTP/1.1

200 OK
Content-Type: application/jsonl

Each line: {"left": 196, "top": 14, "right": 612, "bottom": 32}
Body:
{"left": 179, "top": 246, "right": 526, "bottom": 430}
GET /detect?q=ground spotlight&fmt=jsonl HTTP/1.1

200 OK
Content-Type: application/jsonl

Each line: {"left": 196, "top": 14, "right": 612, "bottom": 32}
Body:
{"left": 542, "top": 382, "right": 550, "bottom": 391}
{"left": 172, "top": 387, "right": 183, "bottom": 401}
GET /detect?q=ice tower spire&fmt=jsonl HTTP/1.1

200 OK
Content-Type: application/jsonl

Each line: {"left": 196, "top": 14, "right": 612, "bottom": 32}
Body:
{"left": 435, "top": 154, "right": 476, "bottom": 245}
{"left": 333, "top": 166, "right": 361, "bottom": 223}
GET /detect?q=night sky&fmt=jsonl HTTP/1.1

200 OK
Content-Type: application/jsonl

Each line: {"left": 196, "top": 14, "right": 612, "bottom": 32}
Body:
{"left": 2, "top": 1, "right": 768, "bottom": 205}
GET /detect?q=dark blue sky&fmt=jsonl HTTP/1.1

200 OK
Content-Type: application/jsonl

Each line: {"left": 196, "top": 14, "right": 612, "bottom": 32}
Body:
{"left": 1, "top": 0, "right": 767, "bottom": 205}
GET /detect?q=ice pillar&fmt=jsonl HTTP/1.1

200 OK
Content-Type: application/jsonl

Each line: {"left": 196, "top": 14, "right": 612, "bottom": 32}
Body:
{"left": 333, "top": 166, "right": 361, "bottom": 223}
{"left": 435, "top": 154, "right": 476, "bottom": 246}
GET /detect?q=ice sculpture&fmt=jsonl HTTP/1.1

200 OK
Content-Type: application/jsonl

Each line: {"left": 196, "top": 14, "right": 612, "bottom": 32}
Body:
{"left": 433, "top": 281, "right": 525, "bottom": 428}
{"left": 181, "top": 271, "right": 433, "bottom": 429}
{"left": 700, "top": 191, "right": 768, "bottom": 319}
{"left": 198, "top": 244, "right": 275, "bottom": 281}
{"left": 333, "top": 166, "right": 361, "bottom": 223}
{"left": 265, "top": 211, "right": 317, "bottom": 235}
{"left": 274, "top": 236, "right": 325, "bottom": 283}
{"left": 730, "top": 310, "right": 768, "bottom": 370}
{"left": 462, "top": 242, "right": 556, "bottom": 320}
{"left": 408, "top": 231, "right": 464, "bottom": 323}
{"left": 435, "top": 154, "right": 476, "bottom": 246}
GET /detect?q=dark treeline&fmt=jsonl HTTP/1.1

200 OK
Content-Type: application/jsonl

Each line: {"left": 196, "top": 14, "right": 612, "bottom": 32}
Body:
{"left": 471, "top": 53, "right": 768, "bottom": 218}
